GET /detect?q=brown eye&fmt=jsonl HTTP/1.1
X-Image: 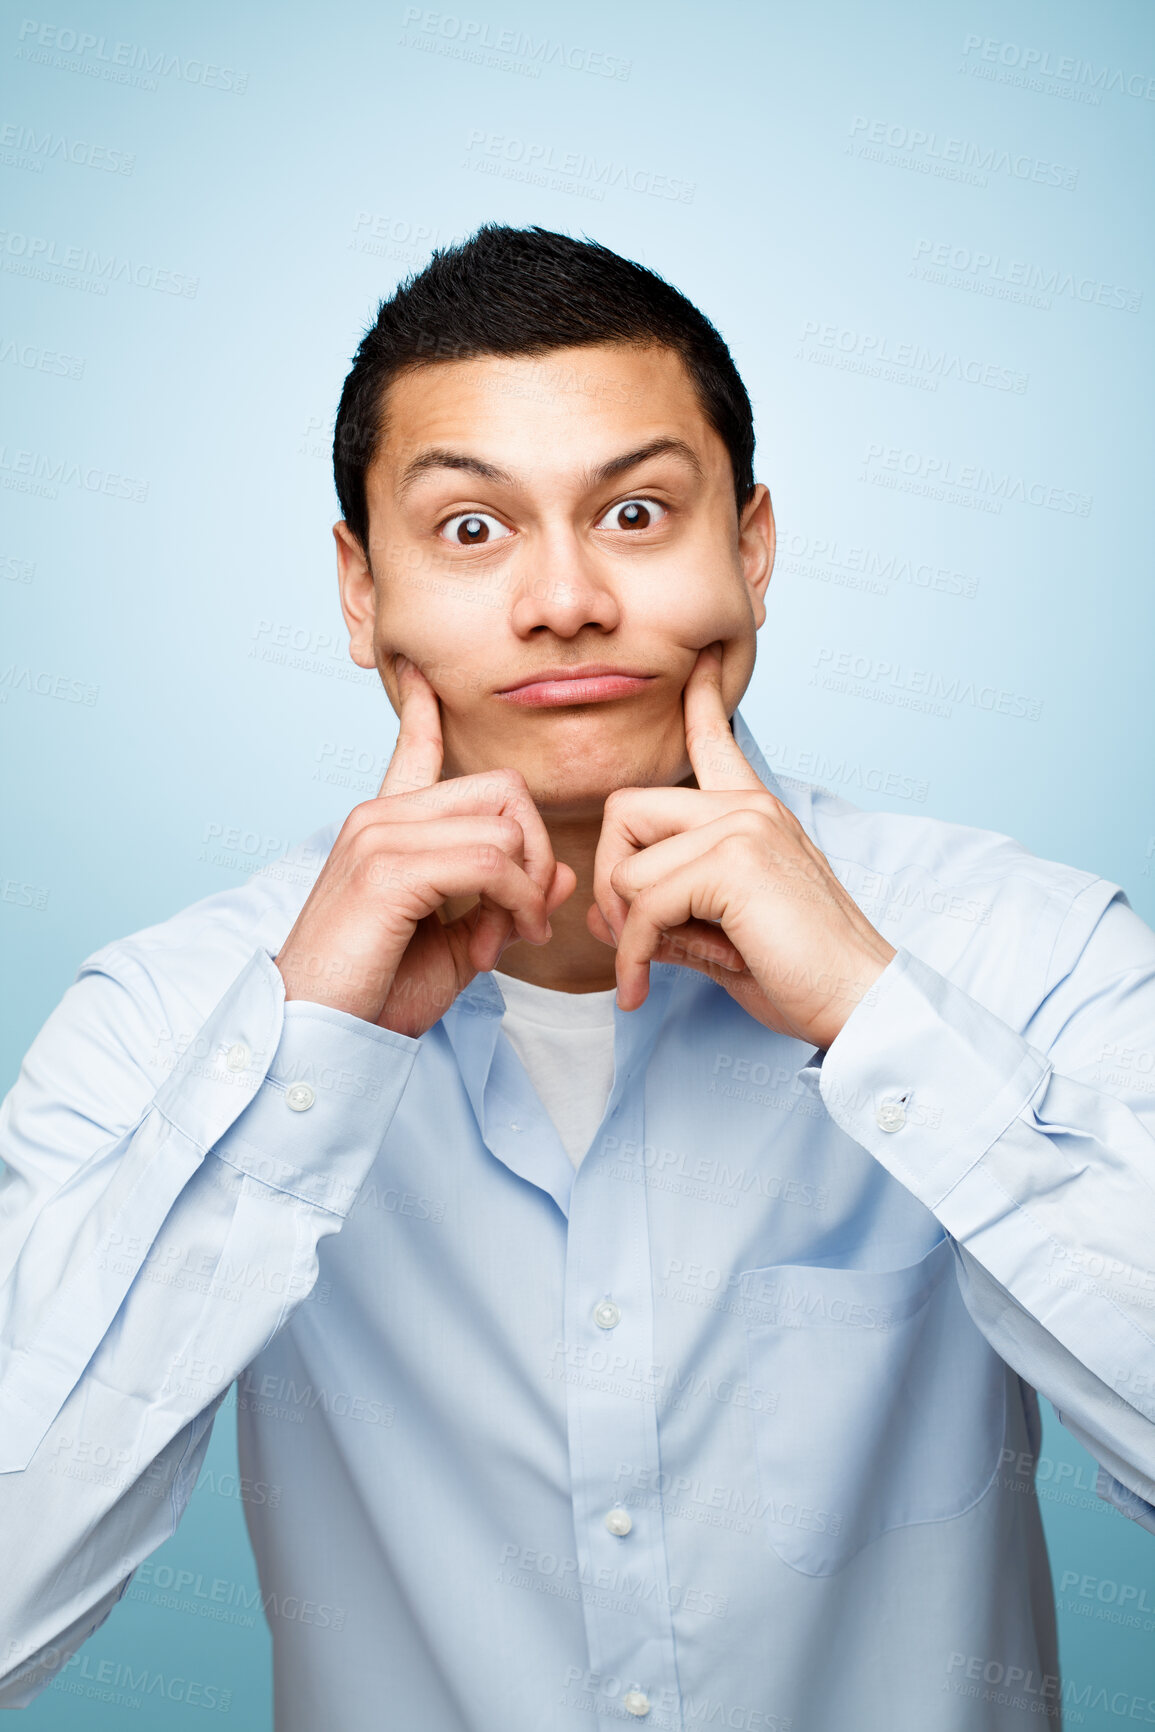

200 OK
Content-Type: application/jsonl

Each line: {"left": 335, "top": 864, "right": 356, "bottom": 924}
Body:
{"left": 596, "top": 497, "right": 668, "bottom": 531}
{"left": 439, "top": 512, "right": 511, "bottom": 546}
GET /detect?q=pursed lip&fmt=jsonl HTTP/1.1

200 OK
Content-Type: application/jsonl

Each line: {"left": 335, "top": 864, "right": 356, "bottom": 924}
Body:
{"left": 498, "top": 658, "right": 654, "bottom": 692}
{"left": 494, "top": 664, "right": 658, "bottom": 708}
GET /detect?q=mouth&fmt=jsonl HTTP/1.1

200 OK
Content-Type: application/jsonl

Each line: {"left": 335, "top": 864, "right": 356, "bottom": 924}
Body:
{"left": 495, "top": 664, "right": 657, "bottom": 709}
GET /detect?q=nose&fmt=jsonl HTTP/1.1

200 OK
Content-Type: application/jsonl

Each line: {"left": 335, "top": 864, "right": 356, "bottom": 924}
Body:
{"left": 509, "top": 531, "right": 621, "bottom": 639}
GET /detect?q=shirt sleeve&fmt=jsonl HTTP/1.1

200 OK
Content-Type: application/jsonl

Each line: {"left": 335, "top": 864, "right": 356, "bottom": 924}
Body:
{"left": 0, "top": 943, "right": 419, "bottom": 1704}
{"left": 810, "top": 886, "right": 1155, "bottom": 1535}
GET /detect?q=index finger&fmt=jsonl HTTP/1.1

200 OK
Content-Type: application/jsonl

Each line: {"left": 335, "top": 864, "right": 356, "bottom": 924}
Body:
{"left": 592, "top": 786, "right": 734, "bottom": 941}
{"left": 683, "top": 644, "right": 765, "bottom": 795}
{"left": 378, "top": 654, "right": 444, "bottom": 798}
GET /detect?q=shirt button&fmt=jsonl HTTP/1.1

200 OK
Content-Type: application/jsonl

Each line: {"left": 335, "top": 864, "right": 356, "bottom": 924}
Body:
{"left": 604, "top": 1507, "right": 632, "bottom": 1536}
{"left": 225, "top": 1042, "right": 250, "bottom": 1072}
{"left": 876, "top": 1097, "right": 907, "bottom": 1133}
{"left": 623, "top": 1691, "right": 651, "bottom": 1717}
{"left": 593, "top": 1299, "right": 621, "bottom": 1330}
{"left": 286, "top": 1083, "right": 315, "bottom": 1112}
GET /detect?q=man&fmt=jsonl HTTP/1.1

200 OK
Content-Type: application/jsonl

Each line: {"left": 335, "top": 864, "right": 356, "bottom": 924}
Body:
{"left": 1, "top": 225, "right": 1153, "bottom": 1731}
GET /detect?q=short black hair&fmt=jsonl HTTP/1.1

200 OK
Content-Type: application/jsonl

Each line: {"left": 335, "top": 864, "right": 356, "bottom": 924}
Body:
{"left": 332, "top": 224, "right": 755, "bottom": 553}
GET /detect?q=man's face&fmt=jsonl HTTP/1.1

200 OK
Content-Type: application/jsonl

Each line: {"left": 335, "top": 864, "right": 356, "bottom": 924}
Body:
{"left": 335, "top": 343, "right": 774, "bottom": 818}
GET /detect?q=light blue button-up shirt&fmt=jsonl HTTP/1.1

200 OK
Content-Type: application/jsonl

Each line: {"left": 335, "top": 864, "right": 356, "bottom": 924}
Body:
{"left": 3, "top": 712, "right": 1155, "bottom": 1730}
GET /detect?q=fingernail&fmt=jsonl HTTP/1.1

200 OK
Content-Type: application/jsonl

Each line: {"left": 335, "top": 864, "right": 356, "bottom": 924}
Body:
{"left": 395, "top": 653, "right": 410, "bottom": 675}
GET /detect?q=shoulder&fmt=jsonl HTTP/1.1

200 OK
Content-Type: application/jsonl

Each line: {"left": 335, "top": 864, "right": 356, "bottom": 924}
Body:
{"left": 776, "top": 773, "right": 1126, "bottom": 1022}
{"left": 77, "top": 819, "right": 341, "bottom": 1020}
{"left": 0, "top": 823, "right": 342, "bottom": 1194}
{"left": 796, "top": 777, "right": 1095, "bottom": 901}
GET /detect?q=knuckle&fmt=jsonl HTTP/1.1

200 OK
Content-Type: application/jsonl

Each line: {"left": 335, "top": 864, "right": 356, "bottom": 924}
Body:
{"left": 347, "top": 816, "right": 387, "bottom": 856}
{"left": 686, "top": 718, "right": 724, "bottom": 755}
{"left": 472, "top": 842, "right": 505, "bottom": 876}
{"left": 750, "top": 789, "right": 786, "bottom": 829}
{"left": 343, "top": 801, "right": 378, "bottom": 836}
{"left": 630, "top": 884, "right": 656, "bottom": 918}
{"left": 487, "top": 816, "right": 524, "bottom": 854}
{"left": 472, "top": 769, "right": 524, "bottom": 809}
{"left": 717, "top": 831, "right": 753, "bottom": 866}
{"left": 361, "top": 853, "right": 391, "bottom": 889}
{"left": 609, "top": 859, "right": 635, "bottom": 895}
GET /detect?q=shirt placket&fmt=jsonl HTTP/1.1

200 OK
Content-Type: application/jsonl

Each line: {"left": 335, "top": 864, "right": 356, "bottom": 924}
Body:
{"left": 563, "top": 965, "right": 683, "bottom": 1730}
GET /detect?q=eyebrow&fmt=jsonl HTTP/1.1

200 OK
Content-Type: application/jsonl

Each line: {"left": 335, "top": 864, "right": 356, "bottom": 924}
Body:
{"left": 395, "top": 436, "right": 703, "bottom": 499}
{"left": 584, "top": 437, "right": 703, "bottom": 489}
{"left": 396, "top": 449, "right": 514, "bottom": 497}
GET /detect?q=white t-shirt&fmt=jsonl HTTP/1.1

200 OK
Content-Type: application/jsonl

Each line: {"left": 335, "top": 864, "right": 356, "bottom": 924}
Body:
{"left": 495, "top": 970, "right": 617, "bottom": 1168}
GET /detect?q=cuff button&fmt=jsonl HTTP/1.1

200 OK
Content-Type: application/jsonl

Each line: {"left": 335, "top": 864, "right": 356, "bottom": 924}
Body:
{"left": 876, "top": 1098, "right": 907, "bottom": 1133}
{"left": 286, "top": 1082, "right": 316, "bottom": 1112}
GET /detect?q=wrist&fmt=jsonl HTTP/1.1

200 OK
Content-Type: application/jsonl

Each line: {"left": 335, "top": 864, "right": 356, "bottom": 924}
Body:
{"left": 810, "top": 939, "right": 897, "bottom": 1050}
{"left": 274, "top": 950, "right": 386, "bottom": 1025}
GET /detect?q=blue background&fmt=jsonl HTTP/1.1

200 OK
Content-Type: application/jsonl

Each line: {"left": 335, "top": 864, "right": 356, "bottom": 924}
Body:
{"left": 2, "top": 0, "right": 1153, "bottom": 1723}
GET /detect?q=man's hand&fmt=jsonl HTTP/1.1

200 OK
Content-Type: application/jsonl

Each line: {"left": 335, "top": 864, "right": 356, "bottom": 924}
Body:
{"left": 589, "top": 645, "right": 896, "bottom": 1049}
{"left": 276, "top": 655, "right": 577, "bottom": 1038}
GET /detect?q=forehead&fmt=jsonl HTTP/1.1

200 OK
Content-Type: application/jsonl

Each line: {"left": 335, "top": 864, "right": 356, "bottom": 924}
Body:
{"left": 372, "top": 343, "right": 725, "bottom": 486}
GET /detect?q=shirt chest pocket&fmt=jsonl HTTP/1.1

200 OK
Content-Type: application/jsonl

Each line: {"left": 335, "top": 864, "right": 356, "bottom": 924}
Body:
{"left": 741, "top": 1236, "right": 1007, "bottom": 1576}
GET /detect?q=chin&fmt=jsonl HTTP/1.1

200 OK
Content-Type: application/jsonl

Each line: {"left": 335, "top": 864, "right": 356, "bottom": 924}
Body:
{"left": 529, "top": 753, "right": 692, "bottom": 816}
{"left": 444, "top": 709, "right": 690, "bottom": 801}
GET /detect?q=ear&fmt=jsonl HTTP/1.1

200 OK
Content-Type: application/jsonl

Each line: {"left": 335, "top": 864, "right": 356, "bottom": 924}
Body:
{"left": 334, "top": 521, "right": 378, "bottom": 669}
{"left": 737, "top": 484, "right": 775, "bottom": 629}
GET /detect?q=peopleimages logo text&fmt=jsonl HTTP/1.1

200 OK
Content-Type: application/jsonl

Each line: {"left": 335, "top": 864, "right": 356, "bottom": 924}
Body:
{"left": 912, "top": 239, "right": 1141, "bottom": 313}
{"left": 961, "top": 34, "right": 1155, "bottom": 101}
{"left": 0, "top": 230, "right": 198, "bottom": 297}
{"left": 400, "top": 8, "right": 631, "bottom": 79}
{"left": 862, "top": 443, "right": 1092, "bottom": 517}
{"left": 15, "top": 19, "right": 248, "bottom": 91}
{"left": 849, "top": 117, "right": 1078, "bottom": 189}
{"left": 464, "top": 131, "right": 695, "bottom": 203}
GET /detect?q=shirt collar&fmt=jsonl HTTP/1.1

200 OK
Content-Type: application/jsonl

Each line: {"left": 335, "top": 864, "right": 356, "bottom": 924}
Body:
{"left": 729, "top": 707, "right": 820, "bottom": 843}
{"left": 442, "top": 701, "right": 803, "bottom": 1032}
{"left": 432, "top": 705, "right": 822, "bottom": 1204}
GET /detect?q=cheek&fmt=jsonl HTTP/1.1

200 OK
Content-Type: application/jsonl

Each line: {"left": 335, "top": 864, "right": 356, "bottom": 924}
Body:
{"left": 373, "top": 587, "right": 498, "bottom": 711}
{"left": 656, "top": 553, "right": 757, "bottom": 714}
{"left": 639, "top": 550, "right": 751, "bottom": 643}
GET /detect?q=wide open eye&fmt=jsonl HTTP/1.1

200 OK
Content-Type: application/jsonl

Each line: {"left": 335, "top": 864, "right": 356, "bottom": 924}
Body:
{"left": 438, "top": 512, "right": 512, "bottom": 546}
{"left": 596, "top": 498, "right": 668, "bottom": 531}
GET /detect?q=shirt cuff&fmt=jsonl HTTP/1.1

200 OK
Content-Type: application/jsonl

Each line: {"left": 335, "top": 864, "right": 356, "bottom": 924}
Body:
{"left": 209, "top": 984, "right": 421, "bottom": 1217}
{"left": 152, "top": 947, "right": 421, "bottom": 1217}
{"left": 1096, "top": 1469, "right": 1155, "bottom": 1537}
{"left": 813, "top": 947, "right": 1051, "bottom": 1209}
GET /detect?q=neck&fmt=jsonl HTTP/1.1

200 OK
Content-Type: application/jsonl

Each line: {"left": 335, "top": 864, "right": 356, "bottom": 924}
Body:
{"left": 442, "top": 769, "right": 698, "bottom": 993}
{"left": 435, "top": 700, "right": 718, "bottom": 990}
{"left": 497, "top": 812, "right": 617, "bottom": 992}
{"left": 440, "top": 812, "right": 615, "bottom": 993}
